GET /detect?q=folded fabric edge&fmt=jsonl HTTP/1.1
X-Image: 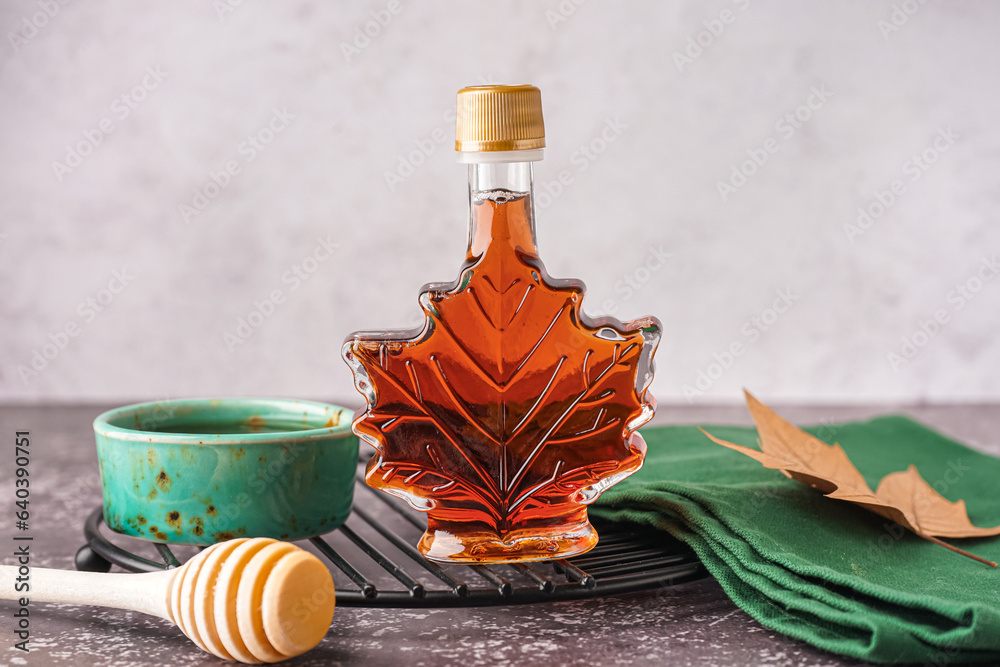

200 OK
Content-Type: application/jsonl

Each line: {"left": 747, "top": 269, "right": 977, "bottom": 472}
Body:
{"left": 592, "top": 496, "right": 999, "bottom": 664}
{"left": 630, "top": 417, "right": 1000, "bottom": 622}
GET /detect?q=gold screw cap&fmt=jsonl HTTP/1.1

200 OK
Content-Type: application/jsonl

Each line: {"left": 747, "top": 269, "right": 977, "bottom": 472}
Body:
{"left": 455, "top": 85, "right": 545, "bottom": 153}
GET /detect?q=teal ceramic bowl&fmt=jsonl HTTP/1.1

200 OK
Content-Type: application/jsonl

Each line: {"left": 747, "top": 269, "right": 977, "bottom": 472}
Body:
{"left": 93, "top": 398, "right": 359, "bottom": 545}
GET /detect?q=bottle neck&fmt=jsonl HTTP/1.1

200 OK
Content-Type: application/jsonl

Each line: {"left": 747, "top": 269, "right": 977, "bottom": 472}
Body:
{"left": 467, "top": 162, "right": 539, "bottom": 261}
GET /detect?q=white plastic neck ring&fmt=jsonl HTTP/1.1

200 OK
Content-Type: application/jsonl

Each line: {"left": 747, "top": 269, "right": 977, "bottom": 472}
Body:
{"left": 456, "top": 149, "right": 544, "bottom": 164}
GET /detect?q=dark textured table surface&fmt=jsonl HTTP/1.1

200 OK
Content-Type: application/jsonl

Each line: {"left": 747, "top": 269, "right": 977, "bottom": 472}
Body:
{"left": 1, "top": 403, "right": 998, "bottom": 667}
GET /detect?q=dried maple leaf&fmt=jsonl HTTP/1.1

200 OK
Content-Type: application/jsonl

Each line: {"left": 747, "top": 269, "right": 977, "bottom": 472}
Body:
{"left": 700, "top": 390, "right": 1000, "bottom": 566}
{"left": 343, "top": 196, "right": 660, "bottom": 556}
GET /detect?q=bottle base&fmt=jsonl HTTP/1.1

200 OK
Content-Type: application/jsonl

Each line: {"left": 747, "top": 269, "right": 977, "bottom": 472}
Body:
{"left": 418, "top": 519, "right": 599, "bottom": 564}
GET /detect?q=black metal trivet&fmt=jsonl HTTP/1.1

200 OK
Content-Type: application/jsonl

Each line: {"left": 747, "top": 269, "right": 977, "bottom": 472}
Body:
{"left": 76, "top": 473, "right": 707, "bottom": 607}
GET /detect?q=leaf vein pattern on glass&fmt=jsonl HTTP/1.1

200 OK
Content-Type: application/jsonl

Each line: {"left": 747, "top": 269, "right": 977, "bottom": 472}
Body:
{"left": 344, "top": 193, "right": 661, "bottom": 562}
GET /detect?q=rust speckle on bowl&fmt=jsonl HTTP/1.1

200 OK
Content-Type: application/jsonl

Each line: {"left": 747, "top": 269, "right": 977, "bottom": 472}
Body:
{"left": 137, "top": 515, "right": 147, "bottom": 525}
{"left": 234, "top": 447, "right": 246, "bottom": 460}
{"left": 166, "top": 511, "right": 182, "bottom": 533}
{"left": 150, "top": 526, "right": 169, "bottom": 541}
{"left": 156, "top": 470, "right": 172, "bottom": 492}
{"left": 212, "top": 527, "right": 247, "bottom": 541}
{"left": 147, "top": 488, "right": 158, "bottom": 501}
{"left": 190, "top": 516, "right": 204, "bottom": 537}
{"left": 206, "top": 505, "right": 218, "bottom": 517}
{"left": 147, "top": 449, "right": 156, "bottom": 468}
{"left": 247, "top": 416, "right": 267, "bottom": 431}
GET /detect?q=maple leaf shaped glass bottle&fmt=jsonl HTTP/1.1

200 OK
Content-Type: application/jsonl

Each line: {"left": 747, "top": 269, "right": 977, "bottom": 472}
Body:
{"left": 343, "top": 85, "right": 662, "bottom": 563}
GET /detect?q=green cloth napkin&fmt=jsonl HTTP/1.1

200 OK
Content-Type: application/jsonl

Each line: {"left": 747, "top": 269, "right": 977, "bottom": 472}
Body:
{"left": 590, "top": 416, "right": 1000, "bottom": 664}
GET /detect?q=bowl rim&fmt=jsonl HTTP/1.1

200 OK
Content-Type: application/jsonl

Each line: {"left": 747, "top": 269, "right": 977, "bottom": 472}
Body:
{"left": 93, "top": 397, "right": 356, "bottom": 445}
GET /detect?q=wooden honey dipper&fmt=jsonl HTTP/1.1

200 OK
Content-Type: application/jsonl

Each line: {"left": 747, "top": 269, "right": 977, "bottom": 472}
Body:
{"left": 0, "top": 537, "right": 336, "bottom": 664}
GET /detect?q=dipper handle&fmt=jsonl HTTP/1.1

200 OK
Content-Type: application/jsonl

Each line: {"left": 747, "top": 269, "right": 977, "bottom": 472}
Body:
{"left": 1, "top": 563, "right": 173, "bottom": 618}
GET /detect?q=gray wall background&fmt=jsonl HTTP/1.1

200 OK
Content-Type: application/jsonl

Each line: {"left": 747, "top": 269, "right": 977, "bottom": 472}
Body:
{"left": 2, "top": 1, "right": 998, "bottom": 406}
